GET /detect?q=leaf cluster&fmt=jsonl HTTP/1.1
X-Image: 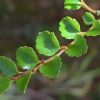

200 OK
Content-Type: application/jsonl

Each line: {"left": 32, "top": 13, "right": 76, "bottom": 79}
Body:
{"left": 0, "top": 0, "right": 100, "bottom": 93}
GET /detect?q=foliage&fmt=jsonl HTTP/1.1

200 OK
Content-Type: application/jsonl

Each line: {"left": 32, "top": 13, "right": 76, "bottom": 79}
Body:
{"left": 82, "top": 12, "right": 95, "bottom": 25}
{"left": 39, "top": 56, "right": 62, "bottom": 78}
{"left": 65, "top": 35, "right": 88, "bottom": 57}
{"left": 36, "top": 31, "right": 60, "bottom": 56}
{"left": 0, "top": 0, "right": 100, "bottom": 94}
{"left": 59, "top": 16, "right": 81, "bottom": 39}
{"left": 64, "top": 0, "right": 81, "bottom": 10}
{"left": 16, "top": 46, "right": 39, "bottom": 69}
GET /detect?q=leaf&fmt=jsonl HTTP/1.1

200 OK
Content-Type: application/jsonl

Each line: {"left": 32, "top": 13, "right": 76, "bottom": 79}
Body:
{"left": 0, "top": 77, "right": 12, "bottom": 93}
{"left": 86, "top": 20, "right": 100, "bottom": 36}
{"left": 39, "top": 56, "right": 62, "bottom": 78}
{"left": 36, "top": 31, "right": 60, "bottom": 56}
{"left": 64, "top": 0, "right": 81, "bottom": 10}
{"left": 16, "top": 74, "right": 31, "bottom": 93}
{"left": 0, "top": 56, "right": 18, "bottom": 77}
{"left": 16, "top": 46, "right": 39, "bottom": 70}
{"left": 82, "top": 12, "right": 95, "bottom": 25}
{"left": 59, "top": 16, "right": 81, "bottom": 39}
{"left": 65, "top": 35, "right": 88, "bottom": 57}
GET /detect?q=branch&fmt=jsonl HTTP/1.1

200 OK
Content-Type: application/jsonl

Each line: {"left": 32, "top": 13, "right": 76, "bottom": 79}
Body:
{"left": 11, "top": 32, "right": 86, "bottom": 81}
{"left": 81, "top": 0, "right": 100, "bottom": 16}
{"left": 11, "top": 43, "right": 72, "bottom": 80}
{"left": 10, "top": 1, "right": 100, "bottom": 81}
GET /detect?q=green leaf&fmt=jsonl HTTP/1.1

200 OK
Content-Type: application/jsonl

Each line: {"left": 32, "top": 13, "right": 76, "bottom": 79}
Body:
{"left": 36, "top": 31, "right": 60, "bottom": 56}
{"left": 0, "top": 77, "right": 12, "bottom": 93}
{"left": 16, "top": 74, "right": 31, "bottom": 93}
{"left": 82, "top": 12, "right": 95, "bottom": 25}
{"left": 64, "top": 0, "right": 81, "bottom": 10}
{"left": 86, "top": 20, "right": 100, "bottom": 36}
{"left": 16, "top": 46, "right": 39, "bottom": 70}
{"left": 0, "top": 56, "right": 18, "bottom": 77}
{"left": 59, "top": 16, "right": 81, "bottom": 39}
{"left": 39, "top": 56, "right": 62, "bottom": 78}
{"left": 65, "top": 35, "right": 88, "bottom": 57}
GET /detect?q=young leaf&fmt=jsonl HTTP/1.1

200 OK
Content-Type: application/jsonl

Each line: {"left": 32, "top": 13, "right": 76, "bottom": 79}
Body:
{"left": 86, "top": 20, "right": 100, "bottom": 36}
{"left": 59, "top": 16, "right": 81, "bottom": 39}
{"left": 16, "top": 74, "right": 31, "bottom": 93}
{"left": 64, "top": 0, "right": 81, "bottom": 10}
{"left": 36, "top": 31, "right": 60, "bottom": 56}
{"left": 82, "top": 12, "right": 95, "bottom": 25}
{"left": 65, "top": 35, "right": 88, "bottom": 57}
{"left": 16, "top": 46, "right": 39, "bottom": 70}
{"left": 0, "top": 77, "right": 12, "bottom": 93}
{"left": 39, "top": 56, "right": 62, "bottom": 78}
{"left": 0, "top": 56, "right": 18, "bottom": 77}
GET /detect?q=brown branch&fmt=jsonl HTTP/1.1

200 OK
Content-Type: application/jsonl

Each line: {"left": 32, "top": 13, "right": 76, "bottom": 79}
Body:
{"left": 33, "top": 45, "right": 68, "bottom": 73}
{"left": 9, "top": 0, "right": 99, "bottom": 86}
{"left": 11, "top": 70, "right": 31, "bottom": 80}
{"left": 11, "top": 32, "right": 86, "bottom": 81}
{"left": 81, "top": 0, "right": 100, "bottom": 16}
{"left": 11, "top": 43, "right": 71, "bottom": 81}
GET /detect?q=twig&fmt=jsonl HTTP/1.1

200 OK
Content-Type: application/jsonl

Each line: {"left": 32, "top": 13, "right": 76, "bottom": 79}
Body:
{"left": 11, "top": 70, "right": 31, "bottom": 80}
{"left": 81, "top": 0, "right": 100, "bottom": 16}
{"left": 11, "top": 43, "right": 71, "bottom": 80}
{"left": 11, "top": 32, "right": 86, "bottom": 81}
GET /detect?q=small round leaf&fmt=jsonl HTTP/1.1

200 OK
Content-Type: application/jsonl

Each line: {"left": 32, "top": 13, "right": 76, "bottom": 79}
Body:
{"left": 65, "top": 35, "right": 88, "bottom": 57}
{"left": 36, "top": 31, "right": 60, "bottom": 56}
{"left": 0, "top": 56, "right": 18, "bottom": 77}
{"left": 0, "top": 77, "right": 12, "bottom": 93}
{"left": 59, "top": 16, "right": 81, "bottom": 39}
{"left": 64, "top": 0, "right": 81, "bottom": 10}
{"left": 86, "top": 20, "right": 100, "bottom": 36}
{"left": 39, "top": 56, "right": 62, "bottom": 78}
{"left": 16, "top": 46, "right": 39, "bottom": 70}
{"left": 82, "top": 12, "right": 95, "bottom": 25}
{"left": 16, "top": 74, "right": 31, "bottom": 93}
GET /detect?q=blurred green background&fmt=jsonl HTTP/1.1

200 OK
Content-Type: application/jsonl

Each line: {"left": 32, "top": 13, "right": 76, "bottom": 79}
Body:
{"left": 0, "top": 0, "right": 100, "bottom": 100}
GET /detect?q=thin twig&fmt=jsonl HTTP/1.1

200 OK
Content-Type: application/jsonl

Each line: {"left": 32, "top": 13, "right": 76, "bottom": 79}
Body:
{"left": 81, "top": 0, "right": 100, "bottom": 16}
{"left": 11, "top": 32, "right": 86, "bottom": 81}
{"left": 11, "top": 70, "right": 31, "bottom": 80}
{"left": 11, "top": 43, "right": 71, "bottom": 80}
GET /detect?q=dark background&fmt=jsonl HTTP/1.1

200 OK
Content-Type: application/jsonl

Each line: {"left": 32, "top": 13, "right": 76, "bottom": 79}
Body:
{"left": 0, "top": 0, "right": 100, "bottom": 100}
